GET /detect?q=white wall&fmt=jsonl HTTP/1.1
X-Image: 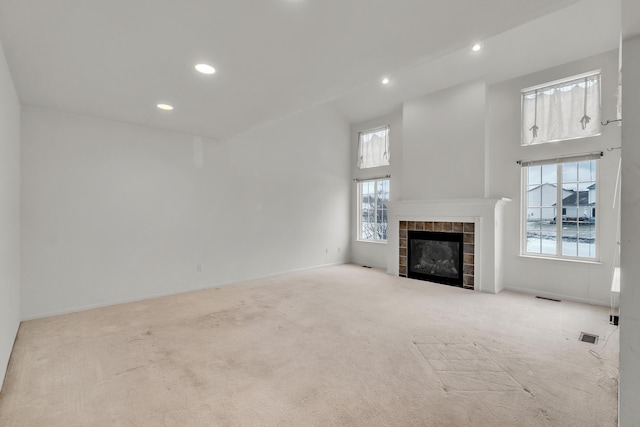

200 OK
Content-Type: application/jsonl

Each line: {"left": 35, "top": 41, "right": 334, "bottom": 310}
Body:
{"left": 353, "top": 51, "right": 620, "bottom": 306}
{"left": 487, "top": 50, "right": 621, "bottom": 305}
{"left": 619, "top": 34, "right": 640, "bottom": 427}
{"left": 350, "top": 110, "right": 402, "bottom": 269}
{"left": 402, "top": 80, "right": 486, "bottom": 200}
{"left": 20, "top": 104, "right": 351, "bottom": 319}
{"left": 0, "top": 40, "right": 21, "bottom": 389}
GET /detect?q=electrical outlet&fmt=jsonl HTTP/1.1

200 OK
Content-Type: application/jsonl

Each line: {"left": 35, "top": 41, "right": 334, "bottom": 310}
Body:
{"left": 325, "top": 248, "right": 328, "bottom": 254}
{"left": 197, "top": 264, "right": 203, "bottom": 272}
{"left": 338, "top": 247, "right": 341, "bottom": 252}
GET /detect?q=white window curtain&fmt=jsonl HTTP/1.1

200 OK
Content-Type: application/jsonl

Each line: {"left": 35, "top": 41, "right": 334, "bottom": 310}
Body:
{"left": 357, "top": 126, "right": 390, "bottom": 169}
{"left": 521, "top": 72, "right": 601, "bottom": 146}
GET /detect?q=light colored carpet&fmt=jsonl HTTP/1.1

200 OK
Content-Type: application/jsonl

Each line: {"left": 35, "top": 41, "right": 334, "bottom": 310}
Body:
{"left": 0, "top": 264, "right": 618, "bottom": 426}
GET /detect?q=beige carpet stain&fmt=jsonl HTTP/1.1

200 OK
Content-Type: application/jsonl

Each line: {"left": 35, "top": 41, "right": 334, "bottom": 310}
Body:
{"left": 0, "top": 264, "right": 619, "bottom": 426}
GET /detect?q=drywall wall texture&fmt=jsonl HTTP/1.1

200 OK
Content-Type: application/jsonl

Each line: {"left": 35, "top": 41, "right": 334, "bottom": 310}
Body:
{"left": 20, "top": 104, "right": 351, "bottom": 319}
{"left": 350, "top": 110, "right": 403, "bottom": 269}
{"left": 402, "top": 80, "right": 486, "bottom": 200}
{"left": 619, "top": 33, "right": 640, "bottom": 427}
{"left": 0, "top": 40, "right": 21, "bottom": 389}
{"left": 487, "top": 50, "right": 621, "bottom": 305}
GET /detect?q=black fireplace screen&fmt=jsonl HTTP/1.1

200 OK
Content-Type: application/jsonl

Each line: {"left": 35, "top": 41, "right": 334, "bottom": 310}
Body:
{"left": 407, "top": 230, "right": 464, "bottom": 287}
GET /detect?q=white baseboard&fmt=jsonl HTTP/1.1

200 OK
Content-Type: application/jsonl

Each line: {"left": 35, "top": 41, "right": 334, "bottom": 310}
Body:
{"left": 504, "top": 286, "right": 609, "bottom": 307}
{"left": 0, "top": 320, "right": 20, "bottom": 393}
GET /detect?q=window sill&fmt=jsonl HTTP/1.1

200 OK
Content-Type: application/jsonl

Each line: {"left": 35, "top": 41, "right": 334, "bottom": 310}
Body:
{"left": 518, "top": 254, "right": 602, "bottom": 265}
{"left": 356, "top": 239, "right": 387, "bottom": 245}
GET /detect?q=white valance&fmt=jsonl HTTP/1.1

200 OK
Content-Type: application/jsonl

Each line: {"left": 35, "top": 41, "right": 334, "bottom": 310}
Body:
{"left": 521, "top": 72, "right": 601, "bottom": 145}
{"left": 357, "top": 126, "right": 390, "bottom": 169}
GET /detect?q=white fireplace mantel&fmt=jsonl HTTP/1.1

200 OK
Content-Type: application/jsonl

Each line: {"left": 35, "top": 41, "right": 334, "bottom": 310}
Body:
{"left": 387, "top": 198, "right": 511, "bottom": 294}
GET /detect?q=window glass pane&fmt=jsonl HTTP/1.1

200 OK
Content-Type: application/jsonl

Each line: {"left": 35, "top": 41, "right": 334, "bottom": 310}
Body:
{"left": 526, "top": 215, "right": 541, "bottom": 231}
{"left": 377, "top": 179, "right": 389, "bottom": 240}
{"left": 526, "top": 208, "right": 540, "bottom": 222}
{"left": 562, "top": 162, "right": 578, "bottom": 184}
{"left": 363, "top": 181, "right": 373, "bottom": 195}
{"left": 578, "top": 161, "right": 596, "bottom": 182}
{"left": 526, "top": 229, "right": 557, "bottom": 254}
{"left": 360, "top": 182, "right": 372, "bottom": 240}
{"left": 578, "top": 224, "right": 596, "bottom": 257}
{"left": 560, "top": 220, "right": 595, "bottom": 257}
{"left": 528, "top": 166, "right": 541, "bottom": 185}
{"left": 541, "top": 207, "right": 555, "bottom": 221}
{"left": 377, "top": 223, "right": 387, "bottom": 240}
{"left": 526, "top": 206, "right": 556, "bottom": 255}
{"left": 541, "top": 164, "right": 557, "bottom": 184}
{"left": 575, "top": 160, "right": 596, "bottom": 257}
{"left": 580, "top": 160, "right": 596, "bottom": 182}
{"left": 528, "top": 186, "right": 541, "bottom": 208}
{"left": 540, "top": 233, "right": 557, "bottom": 255}
{"left": 358, "top": 178, "right": 389, "bottom": 242}
{"left": 525, "top": 212, "right": 541, "bottom": 254}
{"left": 526, "top": 235, "right": 542, "bottom": 254}
{"left": 561, "top": 237, "right": 578, "bottom": 257}
{"left": 361, "top": 209, "right": 374, "bottom": 239}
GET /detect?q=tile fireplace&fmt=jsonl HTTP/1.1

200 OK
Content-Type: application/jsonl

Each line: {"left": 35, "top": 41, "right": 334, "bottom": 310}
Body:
{"left": 388, "top": 198, "right": 510, "bottom": 294}
{"left": 400, "top": 222, "right": 475, "bottom": 289}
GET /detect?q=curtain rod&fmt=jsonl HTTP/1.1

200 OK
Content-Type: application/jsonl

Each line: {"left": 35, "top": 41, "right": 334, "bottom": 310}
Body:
{"left": 353, "top": 174, "right": 391, "bottom": 182}
{"left": 516, "top": 151, "right": 603, "bottom": 166}
{"left": 602, "top": 118, "right": 622, "bottom": 126}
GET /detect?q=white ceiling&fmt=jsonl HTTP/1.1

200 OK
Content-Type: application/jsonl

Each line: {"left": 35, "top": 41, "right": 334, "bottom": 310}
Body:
{"left": 0, "top": 0, "right": 621, "bottom": 140}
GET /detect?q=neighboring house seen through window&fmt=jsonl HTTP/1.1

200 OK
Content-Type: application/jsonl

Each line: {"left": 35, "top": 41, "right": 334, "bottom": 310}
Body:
{"left": 358, "top": 178, "right": 389, "bottom": 242}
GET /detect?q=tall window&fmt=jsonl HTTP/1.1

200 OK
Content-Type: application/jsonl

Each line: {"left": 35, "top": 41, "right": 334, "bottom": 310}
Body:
{"left": 521, "top": 71, "right": 601, "bottom": 145}
{"left": 357, "top": 126, "right": 390, "bottom": 169}
{"left": 522, "top": 155, "right": 599, "bottom": 259}
{"left": 358, "top": 178, "right": 389, "bottom": 242}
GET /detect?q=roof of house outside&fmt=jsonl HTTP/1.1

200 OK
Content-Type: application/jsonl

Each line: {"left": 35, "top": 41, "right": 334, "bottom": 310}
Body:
{"left": 561, "top": 191, "right": 593, "bottom": 207}
{"left": 527, "top": 183, "right": 557, "bottom": 191}
{"left": 528, "top": 183, "right": 577, "bottom": 194}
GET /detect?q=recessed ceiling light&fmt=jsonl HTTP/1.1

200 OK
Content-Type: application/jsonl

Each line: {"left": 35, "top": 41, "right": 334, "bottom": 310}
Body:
{"left": 195, "top": 63, "right": 216, "bottom": 75}
{"left": 382, "top": 77, "right": 390, "bottom": 85}
{"left": 157, "top": 103, "right": 174, "bottom": 111}
{"left": 471, "top": 42, "right": 483, "bottom": 52}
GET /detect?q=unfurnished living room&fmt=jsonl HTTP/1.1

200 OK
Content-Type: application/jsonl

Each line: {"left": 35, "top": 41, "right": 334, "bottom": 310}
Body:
{"left": 1, "top": 1, "right": 639, "bottom": 426}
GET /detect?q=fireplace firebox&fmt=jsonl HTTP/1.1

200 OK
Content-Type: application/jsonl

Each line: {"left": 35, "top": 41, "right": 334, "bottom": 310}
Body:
{"left": 407, "top": 230, "right": 464, "bottom": 287}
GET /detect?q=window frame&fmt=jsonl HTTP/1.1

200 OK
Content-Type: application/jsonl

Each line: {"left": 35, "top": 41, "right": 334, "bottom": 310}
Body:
{"left": 520, "top": 158, "right": 600, "bottom": 262}
{"left": 357, "top": 177, "right": 390, "bottom": 243}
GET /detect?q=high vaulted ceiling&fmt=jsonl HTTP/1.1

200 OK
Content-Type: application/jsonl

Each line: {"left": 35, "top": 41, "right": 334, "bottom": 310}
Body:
{"left": 0, "top": 0, "right": 621, "bottom": 140}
